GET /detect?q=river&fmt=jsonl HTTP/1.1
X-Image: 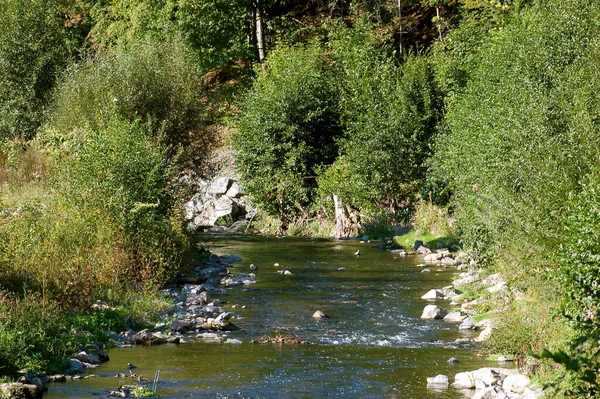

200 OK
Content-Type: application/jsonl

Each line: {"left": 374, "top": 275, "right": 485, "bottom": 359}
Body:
{"left": 45, "top": 235, "right": 503, "bottom": 398}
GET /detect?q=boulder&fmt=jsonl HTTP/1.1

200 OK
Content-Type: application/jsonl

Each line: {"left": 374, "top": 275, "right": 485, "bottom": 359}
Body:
{"left": 421, "top": 289, "right": 445, "bottom": 300}
{"left": 225, "top": 181, "right": 242, "bottom": 198}
{"left": 426, "top": 374, "right": 449, "bottom": 387}
{"left": 443, "top": 311, "right": 467, "bottom": 323}
{"left": 208, "top": 177, "right": 231, "bottom": 195}
{"left": 312, "top": 310, "right": 328, "bottom": 319}
{"left": 424, "top": 253, "right": 443, "bottom": 262}
{"left": 453, "top": 368, "right": 518, "bottom": 390}
{"left": 502, "top": 374, "right": 531, "bottom": 394}
{"left": 472, "top": 386, "right": 508, "bottom": 399}
{"left": 421, "top": 305, "right": 448, "bottom": 319}
{"left": 0, "top": 383, "right": 42, "bottom": 399}
{"left": 66, "top": 359, "right": 85, "bottom": 375}
{"left": 417, "top": 245, "right": 432, "bottom": 255}
{"left": 171, "top": 320, "right": 193, "bottom": 333}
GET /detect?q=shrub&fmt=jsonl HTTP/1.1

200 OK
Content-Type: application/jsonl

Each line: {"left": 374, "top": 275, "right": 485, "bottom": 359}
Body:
{"left": 321, "top": 22, "right": 443, "bottom": 214}
{"left": 50, "top": 37, "right": 215, "bottom": 173}
{"left": 0, "top": 0, "right": 68, "bottom": 141}
{"left": 430, "top": 0, "right": 600, "bottom": 268}
{"left": 234, "top": 43, "right": 342, "bottom": 227}
{"left": 0, "top": 118, "right": 186, "bottom": 308}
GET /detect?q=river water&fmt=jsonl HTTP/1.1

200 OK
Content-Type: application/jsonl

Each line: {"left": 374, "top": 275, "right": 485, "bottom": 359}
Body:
{"left": 46, "top": 235, "right": 502, "bottom": 398}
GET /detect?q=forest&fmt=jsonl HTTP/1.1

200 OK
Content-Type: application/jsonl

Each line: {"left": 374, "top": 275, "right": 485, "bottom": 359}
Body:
{"left": 1, "top": 0, "right": 600, "bottom": 396}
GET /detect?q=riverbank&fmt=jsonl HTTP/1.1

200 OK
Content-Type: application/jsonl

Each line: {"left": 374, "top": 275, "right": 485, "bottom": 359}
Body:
{"left": 414, "top": 243, "right": 544, "bottom": 398}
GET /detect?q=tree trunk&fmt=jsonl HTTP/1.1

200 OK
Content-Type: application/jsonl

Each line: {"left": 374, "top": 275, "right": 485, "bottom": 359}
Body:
{"left": 397, "top": 0, "right": 403, "bottom": 57}
{"left": 332, "top": 194, "right": 359, "bottom": 239}
{"left": 436, "top": 7, "right": 442, "bottom": 41}
{"left": 255, "top": 3, "right": 266, "bottom": 64}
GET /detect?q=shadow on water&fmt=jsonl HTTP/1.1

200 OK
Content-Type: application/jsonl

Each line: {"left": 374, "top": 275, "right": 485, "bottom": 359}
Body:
{"left": 46, "top": 235, "right": 509, "bottom": 399}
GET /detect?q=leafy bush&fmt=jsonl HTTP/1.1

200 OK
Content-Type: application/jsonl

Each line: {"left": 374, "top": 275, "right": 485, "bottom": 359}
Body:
{"left": 0, "top": 118, "right": 186, "bottom": 308}
{"left": 321, "top": 22, "right": 443, "bottom": 214}
{"left": 0, "top": 292, "right": 74, "bottom": 375}
{"left": 0, "top": 0, "right": 68, "bottom": 140}
{"left": 50, "top": 37, "right": 214, "bottom": 173}
{"left": 430, "top": 0, "right": 600, "bottom": 268}
{"left": 234, "top": 43, "right": 342, "bottom": 226}
{"left": 560, "top": 169, "right": 600, "bottom": 327}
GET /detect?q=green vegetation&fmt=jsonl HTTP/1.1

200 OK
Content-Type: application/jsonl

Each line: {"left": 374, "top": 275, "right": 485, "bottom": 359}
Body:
{"left": 2, "top": 0, "right": 600, "bottom": 395}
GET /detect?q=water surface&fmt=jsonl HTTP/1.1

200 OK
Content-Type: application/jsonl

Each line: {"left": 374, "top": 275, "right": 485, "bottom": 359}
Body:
{"left": 46, "top": 235, "right": 502, "bottom": 398}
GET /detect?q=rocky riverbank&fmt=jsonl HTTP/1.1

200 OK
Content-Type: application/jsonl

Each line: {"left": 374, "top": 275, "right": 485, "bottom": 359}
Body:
{"left": 413, "top": 244, "right": 544, "bottom": 399}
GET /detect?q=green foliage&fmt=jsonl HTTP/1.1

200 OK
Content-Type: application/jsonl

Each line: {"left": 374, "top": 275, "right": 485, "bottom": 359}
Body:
{"left": 50, "top": 37, "right": 214, "bottom": 173}
{"left": 322, "top": 21, "right": 443, "bottom": 214}
{"left": 559, "top": 170, "right": 600, "bottom": 328}
{"left": 132, "top": 386, "right": 158, "bottom": 398}
{"left": 176, "top": 0, "right": 255, "bottom": 69}
{"left": 0, "top": 0, "right": 68, "bottom": 140}
{"left": 234, "top": 43, "right": 342, "bottom": 225}
{"left": 0, "top": 292, "right": 72, "bottom": 376}
{"left": 430, "top": 0, "right": 600, "bottom": 268}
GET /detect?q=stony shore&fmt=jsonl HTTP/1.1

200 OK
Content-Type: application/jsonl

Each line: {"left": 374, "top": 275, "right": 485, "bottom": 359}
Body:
{"left": 411, "top": 243, "right": 544, "bottom": 399}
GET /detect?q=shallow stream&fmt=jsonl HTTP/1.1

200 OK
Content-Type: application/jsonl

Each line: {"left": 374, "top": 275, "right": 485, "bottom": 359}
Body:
{"left": 46, "top": 235, "right": 505, "bottom": 398}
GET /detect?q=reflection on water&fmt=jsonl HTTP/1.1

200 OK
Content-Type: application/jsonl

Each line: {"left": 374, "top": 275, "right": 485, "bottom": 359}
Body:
{"left": 46, "top": 235, "right": 503, "bottom": 399}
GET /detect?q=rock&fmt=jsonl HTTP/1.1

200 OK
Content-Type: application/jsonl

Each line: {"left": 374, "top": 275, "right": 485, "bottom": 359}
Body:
{"left": 421, "top": 269, "right": 431, "bottom": 273}
{"left": 453, "top": 371, "right": 476, "bottom": 389}
{"left": 440, "top": 257, "right": 458, "bottom": 266}
{"left": 225, "top": 338, "right": 243, "bottom": 344}
{"left": 447, "top": 357, "right": 460, "bottom": 364}
{"left": 66, "top": 359, "right": 85, "bottom": 375}
{"left": 417, "top": 245, "right": 432, "bottom": 255}
{"left": 43, "top": 375, "right": 66, "bottom": 383}
{"left": 199, "top": 267, "right": 223, "bottom": 278}
{"left": 421, "top": 289, "right": 445, "bottom": 300}
{"left": 443, "top": 311, "right": 467, "bottom": 323}
{"left": 171, "top": 320, "right": 193, "bottom": 333}
{"left": 472, "top": 386, "right": 508, "bottom": 399}
{"left": 0, "top": 383, "right": 42, "bottom": 399}
{"left": 453, "top": 368, "right": 518, "bottom": 390}
{"left": 424, "top": 253, "right": 443, "bottom": 262}
{"left": 197, "top": 332, "right": 222, "bottom": 343}
{"left": 487, "top": 281, "right": 507, "bottom": 293}
{"left": 502, "top": 374, "right": 531, "bottom": 394}
{"left": 421, "top": 305, "right": 448, "bottom": 319}
{"left": 312, "top": 310, "right": 328, "bottom": 319}
{"left": 208, "top": 177, "right": 231, "bottom": 195}
{"left": 226, "top": 181, "right": 241, "bottom": 198}
{"left": 497, "top": 355, "right": 514, "bottom": 363}
{"left": 426, "top": 374, "right": 449, "bottom": 387}
{"left": 441, "top": 287, "right": 461, "bottom": 300}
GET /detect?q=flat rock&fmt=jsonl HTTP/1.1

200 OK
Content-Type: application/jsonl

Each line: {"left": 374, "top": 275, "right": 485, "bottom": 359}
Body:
{"left": 426, "top": 374, "right": 449, "bottom": 387}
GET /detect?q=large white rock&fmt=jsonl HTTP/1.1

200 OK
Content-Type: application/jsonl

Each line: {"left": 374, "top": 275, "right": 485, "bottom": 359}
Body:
{"left": 453, "top": 368, "right": 517, "bottom": 390}
{"left": 421, "top": 305, "right": 448, "bottom": 319}
{"left": 426, "top": 374, "right": 449, "bottom": 387}
{"left": 225, "top": 181, "right": 242, "bottom": 198}
{"left": 502, "top": 374, "right": 531, "bottom": 394}
{"left": 453, "top": 371, "right": 476, "bottom": 389}
{"left": 208, "top": 177, "right": 231, "bottom": 195}
{"left": 421, "top": 289, "right": 445, "bottom": 300}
